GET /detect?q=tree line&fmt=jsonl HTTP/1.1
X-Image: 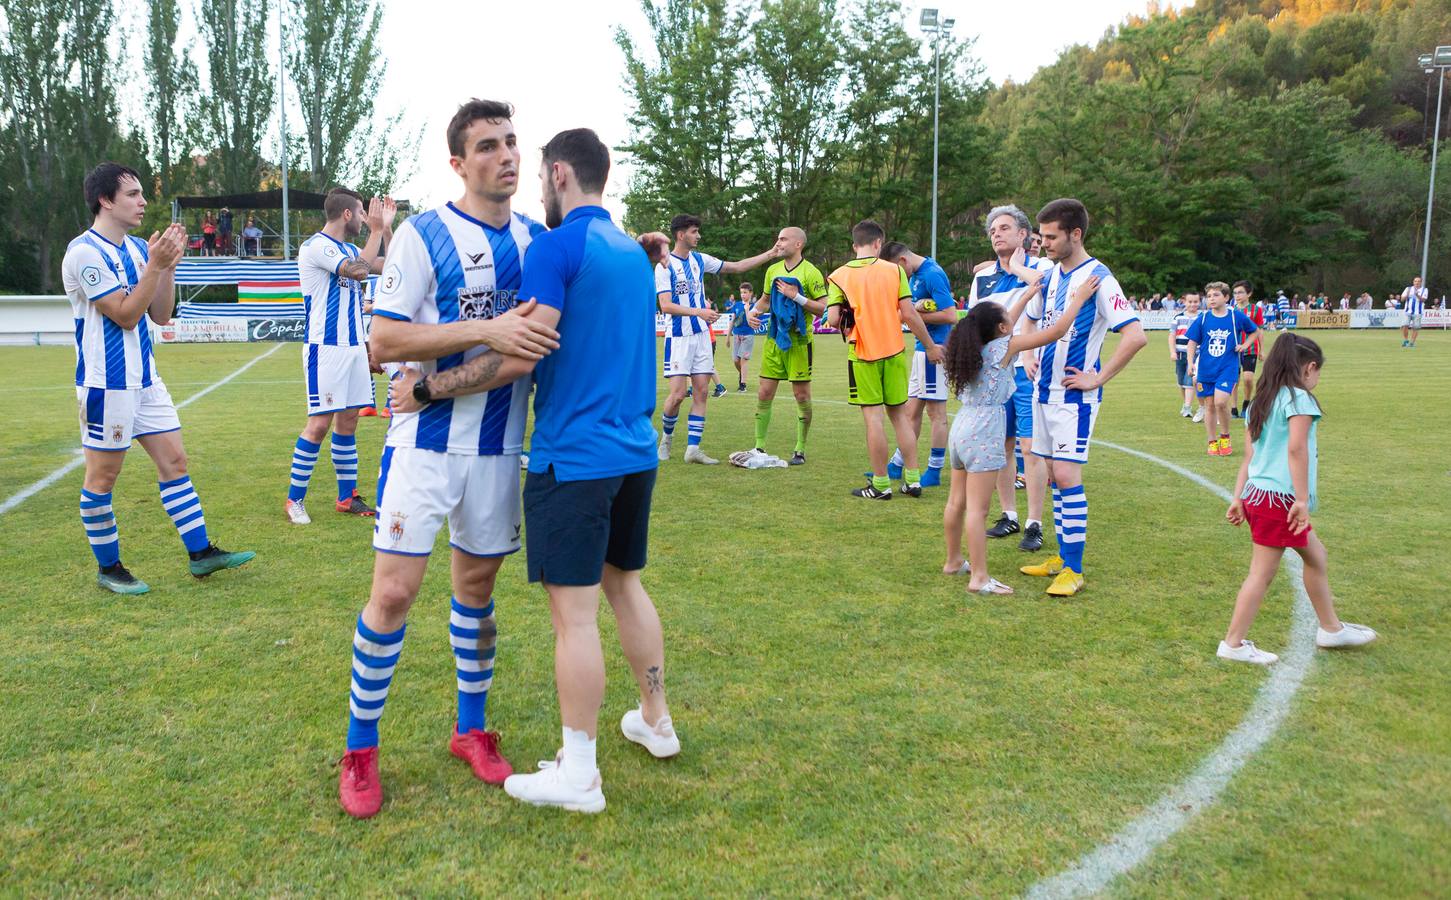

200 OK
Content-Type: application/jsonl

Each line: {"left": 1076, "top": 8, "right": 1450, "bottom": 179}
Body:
{"left": 0, "top": 0, "right": 407, "bottom": 292}
{"left": 614, "top": 0, "right": 1451, "bottom": 299}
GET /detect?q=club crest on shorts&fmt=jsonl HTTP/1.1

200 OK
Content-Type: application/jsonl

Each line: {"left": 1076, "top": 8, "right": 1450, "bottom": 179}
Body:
{"left": 112, "top": 424, "right": 123, "bottom": 443}
{"left": 325, "top": 392, "right": 334, "bottom": 406}
{"left": 388, "top": 511, "right": 407, "bottom": 543}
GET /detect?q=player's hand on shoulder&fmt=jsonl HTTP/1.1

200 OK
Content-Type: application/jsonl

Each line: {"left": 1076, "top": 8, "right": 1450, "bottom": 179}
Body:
{"left": 478, "top": 298, "right": 561, "bottom": 360}
{"left": 1070, "top": 274, "right": 1101, "bottom": 303}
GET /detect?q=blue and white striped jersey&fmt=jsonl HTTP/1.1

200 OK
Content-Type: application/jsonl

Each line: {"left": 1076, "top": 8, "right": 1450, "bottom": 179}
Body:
{"left": 1402, "top": 285, "right": 1427, "bottom": 317}
{"left": 61, "top": 229, "right": 159, "bottom": 390}
{"left": 1036, "top": 257, "right": 1138, "bottom": 405}
{"left": 298, "top": 232, "right": 367, "bottom": 346}
{"left": 968, "top": 255, "right": 1054, "bottom": 368}
{"left": 655, "top": 251, "right": 723, "bottom": 336}
{"left": 371, "top": 202, "right": 545, "bottom": 456}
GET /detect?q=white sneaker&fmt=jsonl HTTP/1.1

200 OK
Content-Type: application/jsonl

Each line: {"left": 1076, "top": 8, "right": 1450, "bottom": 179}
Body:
{"left": 621, "top": 706, "right": 681, "bottom": 758}
{"left": 658, "top": 435, "right": 673, "bottom": 461}
{"left": 1316, "top": 622, "right": 1378, "bottom": 649}
{"left": 520, "top": 453, "right": 529, "bottom": 470}
{"left": 1180, "top": 403, "right": 1191, "bottom": 417}
{"left": 284, "top": 498, "right": 311, "bottom": 525}
{"left": 1192, "top": 408, "right": 1206, "bottom": 423}
{"left": 1217, "top": 639, "right": 1278, "bottom": 665}
{"left": 684, "top": 445, "right": 719, "bottom": 465}
{"left": 503, "top": 752, "right": 606, "bottom": 813}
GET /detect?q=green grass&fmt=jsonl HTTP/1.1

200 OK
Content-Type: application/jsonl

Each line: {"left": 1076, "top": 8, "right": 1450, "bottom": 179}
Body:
{"left": 0, "top": 332, "right": 1445, "bottom": 896}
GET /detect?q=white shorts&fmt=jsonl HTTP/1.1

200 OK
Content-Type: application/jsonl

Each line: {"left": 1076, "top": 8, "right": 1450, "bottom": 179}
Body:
{"left": 1031, "top": 400, "right": 1101, "bottom": 465}
{"left": 663, "top": 331, "right": 716, "bottom": 378}
{"left": 908, "top": 349, "right": 949, "bottom": 402}
{"left": 305, "top": 343, "right": 374, "bottom": 415}
{"left": 77, "top": 382, "right": 181, "bottom": 451}
{"left": 373, "top": 446, "right": 521, "bottom": 557}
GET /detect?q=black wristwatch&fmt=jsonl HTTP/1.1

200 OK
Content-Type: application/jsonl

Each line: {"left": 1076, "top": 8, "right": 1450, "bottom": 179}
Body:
{"left": 412, "top": 375, "right": 433, "bottom": 405}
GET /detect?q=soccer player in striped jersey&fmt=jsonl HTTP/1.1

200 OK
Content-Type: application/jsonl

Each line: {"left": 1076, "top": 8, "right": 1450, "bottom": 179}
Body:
{"left": 1019, "top": 199, "right": 1148, "bottom": 596}
{"left": 1401, "top": 275, "right": 1427, "bottom": 347}
{"left": 283, "top": 189, "right": 395, "bottom": 524}
{"left": 655, "top": 214, "right": 781, "bottom": 465}
{"left": 966, "top": 205, "right": 1056, "bottom": 551}
{"left": 332, "top": 100, "right": 563, "bottom": 819}
{"left": 61, "top": 162, "right": 254, "bottom": 595}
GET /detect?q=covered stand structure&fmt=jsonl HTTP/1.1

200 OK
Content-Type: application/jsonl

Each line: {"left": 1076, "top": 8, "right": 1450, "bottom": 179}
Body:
{"left": 170, "top": 187, "right": 332, "bottom": 260}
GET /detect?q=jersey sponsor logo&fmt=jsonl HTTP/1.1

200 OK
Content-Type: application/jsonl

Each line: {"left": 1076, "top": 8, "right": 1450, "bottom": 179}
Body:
{"left": 379, "top": 264, "right": 402, "bottom": 295}
{"left": 82, "top": 266, "right": 102, "bottom": 287}
{"left": 1111, "top": 292, "right": 1129, "bottom": 311}
{"left": 458, "top": 287, "right": 519, "bottom": 321}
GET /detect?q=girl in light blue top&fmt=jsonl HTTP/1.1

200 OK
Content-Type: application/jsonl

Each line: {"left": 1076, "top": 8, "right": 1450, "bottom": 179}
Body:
{"left": 1219, "top": 334, "right": 1377, "bottom": 665}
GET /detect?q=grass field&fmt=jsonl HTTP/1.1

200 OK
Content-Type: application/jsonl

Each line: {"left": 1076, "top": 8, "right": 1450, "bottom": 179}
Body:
{"left": 0, "top": 331, "right": 1446, "bottom": 896}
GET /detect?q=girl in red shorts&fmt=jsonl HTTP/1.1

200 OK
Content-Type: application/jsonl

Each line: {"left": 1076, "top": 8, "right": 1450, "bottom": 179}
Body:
{"left": 1217, "top": 334, "right": 1377, "bottom": 665}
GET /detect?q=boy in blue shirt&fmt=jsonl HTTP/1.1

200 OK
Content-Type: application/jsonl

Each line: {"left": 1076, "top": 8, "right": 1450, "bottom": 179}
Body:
{"left": 1186, "top": 281, "right": 1258, "bottom": 457}
{"left": 727, "top": 283, "right": 757, "bottom": 392}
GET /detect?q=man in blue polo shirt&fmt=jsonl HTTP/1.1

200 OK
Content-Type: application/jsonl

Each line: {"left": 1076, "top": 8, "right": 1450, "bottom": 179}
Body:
{"left": 390, "top": 128, "right": 675, "bottom": 814}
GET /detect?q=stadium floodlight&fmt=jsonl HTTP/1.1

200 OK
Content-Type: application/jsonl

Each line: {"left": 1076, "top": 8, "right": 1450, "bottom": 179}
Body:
{"left": 921, "top": 11, "right": 954, "bottom": 259}
{"left": 1418, "top": 49, "right": 1449, "bottom": 291}
{"left": 1420, "top": 53, "right": 1434, "bottom": 69}
{"left": 1436, "top": 45, "right": 1451, "bottom": 66}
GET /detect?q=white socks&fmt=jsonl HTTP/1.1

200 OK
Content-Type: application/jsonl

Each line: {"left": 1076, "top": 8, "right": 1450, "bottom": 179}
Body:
{"left": 1004, "top": 510, "right": 1019, "bottom": 521}
{"left": 562, "top": 726, "right": 597, "bottom": 789}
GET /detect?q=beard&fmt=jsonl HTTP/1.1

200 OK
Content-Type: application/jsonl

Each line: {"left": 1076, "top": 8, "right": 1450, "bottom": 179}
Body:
{"left": 544, "top": 185, "right": 563, "bottom": 229}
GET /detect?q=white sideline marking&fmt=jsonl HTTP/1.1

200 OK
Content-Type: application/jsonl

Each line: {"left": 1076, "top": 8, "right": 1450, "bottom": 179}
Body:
{"left": 1024, "top": 439, "right": 1316, "bottom": 899}
{"left": 0, "top": 343, "right": 285, "bottom": 518}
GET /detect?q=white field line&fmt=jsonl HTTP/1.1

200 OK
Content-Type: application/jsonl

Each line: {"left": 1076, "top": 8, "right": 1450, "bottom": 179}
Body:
{"left": 1024, "top": 439, "right": 1316, "bottom": 899}
{"left": 0, "top": 343, "right": 285, "bottom": 517}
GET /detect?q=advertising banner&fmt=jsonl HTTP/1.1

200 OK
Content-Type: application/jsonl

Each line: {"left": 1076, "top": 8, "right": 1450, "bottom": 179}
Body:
{"left": 1297, "top": 311, "right": 1350, "bottom": 329}
{"left": 248, "top": 318, "right": 308, "bottom": 342}
{"left": 1138, "top": 310, "right": 1176, "bottom": 331}
{"left": 154, "top": 318, "right": 249, "bottom": 343}
{"left": 1349, "top": 309, "right": 1406, "bottom": 329}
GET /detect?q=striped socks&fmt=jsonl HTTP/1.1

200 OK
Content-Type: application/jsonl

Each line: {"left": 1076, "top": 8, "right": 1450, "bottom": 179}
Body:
{"left": 687, "top": 414, "right": 705, "bottom": 447}
{"left": 661, "top": 413, "right": 678, "bottom": 436}
{"left": 450, "top": 597, "right": 496, "bottom": 733}
{"left": 331, "top": 433, "right": 359, "bottom": 501}
{"left": 1059, "top": 484, "right": 1087, "bottom": 573}
{"left": 158, "top": 476, "right": 209, "bottom": 553}
{"left": 1052, "top": 486, "right": 1064, "bottom": 556}
{"left": 80, "top": 488, "right": 120, "bottom": 568}
{"left": 928, "top": 447, "right": 945, "bottom": 469}
{"left": 288, "top": 437, "right": 319, "bottom": 501}
{"left": 347, "top": 616, "right": 406, "bottom": 751}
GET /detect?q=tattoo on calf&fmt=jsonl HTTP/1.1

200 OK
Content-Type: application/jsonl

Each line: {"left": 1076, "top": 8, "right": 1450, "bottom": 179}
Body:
{"left": 646, "top": 665, "right": 663, "bottom": 694}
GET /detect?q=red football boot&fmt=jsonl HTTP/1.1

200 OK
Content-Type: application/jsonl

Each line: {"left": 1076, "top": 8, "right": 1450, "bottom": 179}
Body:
{"left": 359, "top": 406, "right": 378, "bottom": 417}
{"left": 378, "top": 407, "right": 392, "bottom": 419}
{"left": 339, "top": 746, "right": 382, "bottom": 818}
{"left": 449, "top": 728, "right": 513, "bottom": 785}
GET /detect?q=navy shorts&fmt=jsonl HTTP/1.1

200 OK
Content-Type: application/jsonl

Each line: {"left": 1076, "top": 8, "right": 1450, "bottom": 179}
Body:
{"left": 524, "top": 466, "right": 657, "bottom": 586}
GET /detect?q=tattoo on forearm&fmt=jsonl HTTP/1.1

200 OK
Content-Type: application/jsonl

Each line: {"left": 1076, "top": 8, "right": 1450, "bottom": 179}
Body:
{"left": 646, "top": 665, "right": 663, "bottom": 694}
{"left": 430, "top": 352, "right": 504, "bottom": 398}
{"left": 340, "top": 260, "right": 371, "bottom": 280}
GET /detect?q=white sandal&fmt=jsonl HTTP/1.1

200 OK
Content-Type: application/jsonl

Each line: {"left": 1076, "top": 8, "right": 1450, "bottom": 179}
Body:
{"left": 973, "top": 577, "right": 1014, "bottom": 595}
{"left": 946, "top": 561, "right": 971, "bottom": 575}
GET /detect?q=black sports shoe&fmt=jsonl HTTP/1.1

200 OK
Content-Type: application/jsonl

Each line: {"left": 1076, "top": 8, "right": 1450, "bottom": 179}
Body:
{"left": 1014, "top": 476, "right": 1026, "bottom": 490}
{"left": 852, "top": 484, "right": 892, "bottom": 500}
{"left": 789, "top": 451, "right": 806, "bottom": 466}
{"left": 1231, "top": 406, "right": 1241, "bottom": 419}
{"left": 98, "top": 563, "right": 150, "bottom": 595}
{"left": 900, "top": 482, "right": 923, "bottom": 498}
{"left": 737, "top": 383, "right": 747, "bottom": 393}
{"left": 987, "top": 514, "right": 1021, "bottom": 538}
{"left": 336, "top": 490, "right": 376, "bottom": 517}
{"left": 1018, "top": 521, "right": 1044, "bottom": 552}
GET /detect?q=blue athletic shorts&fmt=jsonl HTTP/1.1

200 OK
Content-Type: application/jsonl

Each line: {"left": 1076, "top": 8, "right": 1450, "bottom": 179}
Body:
{"left": 1003, "top": 367, "right": 1034, "bottom": 440}
{"left": 1195, "top": 371, "right": 1239, "bottom": 398}
{"left": 523, "top": 465, "right": 656, "bottom": 586}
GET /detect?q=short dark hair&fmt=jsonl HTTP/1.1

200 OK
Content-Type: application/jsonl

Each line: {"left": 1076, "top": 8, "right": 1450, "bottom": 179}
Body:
{"left": 852, "top": 219, "right": 885, "bottom": 247}
{"left": 1233, "top": 279, "right": 1253, "bottom": 295}
{"left": 1037, "top": 198, "right": 1089, "bottom": 238}
{"left": 880, "top": 240, "right": 911, "bottom": 260}
{"left": 447, "top": 99, "right": 515, "bottom": 158}
{"left": 323, "top": 187, "right": 364, "bottom": 221}
{"left": 541, "top": 128, "right": 610, "bottom": 193}
{"left": 84, "top": 162, "right": 143, "bottom": 216}
{"left": 670, "top": 214, "right": 701, "bottom": 238}
{"left": 740, "top": 282, "right": 753, "bottom": 291}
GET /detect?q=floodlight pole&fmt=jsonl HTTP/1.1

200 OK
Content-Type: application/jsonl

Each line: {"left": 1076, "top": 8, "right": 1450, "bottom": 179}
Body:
{"left": 1421, "top": 67, "right": 1444, "bottom": 289}
{"left": 931, "top": 26, "right": 941, "bottom": 259}
{"left": 278, "top": 0, "right": 291, "bottom": 260}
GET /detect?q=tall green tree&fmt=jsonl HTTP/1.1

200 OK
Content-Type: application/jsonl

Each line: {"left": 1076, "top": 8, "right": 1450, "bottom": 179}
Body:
{"left": 198, "top": 0, "right": 275, "bottom": 192}
{"left": 146, "top": 0, "right": 197, "bottom": 197}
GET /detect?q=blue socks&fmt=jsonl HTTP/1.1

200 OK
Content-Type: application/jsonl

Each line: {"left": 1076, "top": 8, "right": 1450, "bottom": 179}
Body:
{"left": 331, "top": 433, "right": 358, "bottom": 501}
{"left": 687, "top": 414, "right": 705, "bottom": 447}
{"left": 159, "top": 476, "right": 208, "bottom": 553}
{"left": 928, "top": 447, "right": 945, "bottom": 470}
{"left": 80, "top": 488, "right": 119, "bottom": 567}
{"left": 1059, "top": 484, "right": 1087, "bottom": 573}
{"left": 662, "top": 413, "right": 678, "bottom": 436}
{"left": 288, "top": 437, "right": 320, "bottom": 501}
{"left": 450, "top": 597, "right": 496, "bottom": 733}
{"left": 347, "top": 616, "right": 406, "bottom": 751}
